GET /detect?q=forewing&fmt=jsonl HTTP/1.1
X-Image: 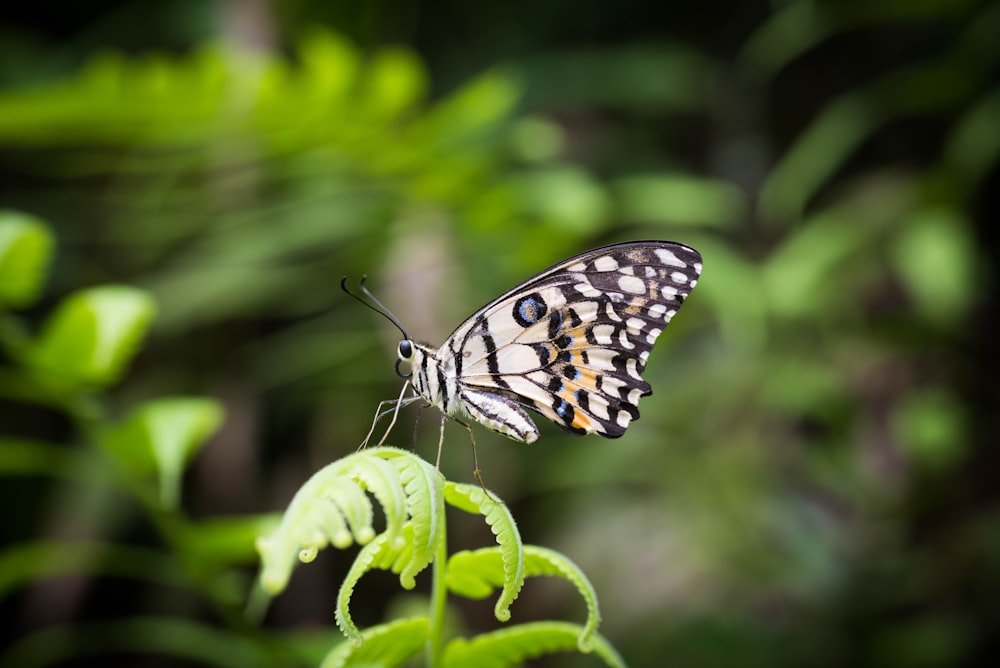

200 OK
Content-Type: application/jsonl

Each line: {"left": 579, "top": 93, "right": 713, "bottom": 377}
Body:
{"left": 446, "top": 241, "right": 702, "bottom": 437}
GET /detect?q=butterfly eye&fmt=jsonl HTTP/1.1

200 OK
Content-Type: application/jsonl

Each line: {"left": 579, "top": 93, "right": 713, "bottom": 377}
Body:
{"left": 395, "top": 340, "right": 414, "bottom": 379}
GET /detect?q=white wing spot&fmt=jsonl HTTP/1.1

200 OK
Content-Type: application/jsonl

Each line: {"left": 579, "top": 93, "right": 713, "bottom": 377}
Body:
{"left": 616, "top": 410, "right": 632, "bottom": 428}
{"left": 648, "top": 303, "right": 667, "bottom": 319}
{"left": 646, "top": 327, "right": 661, "bottom": 344}
{"left": 671, "top": 271, "right": 688, "bottom": 285}
{"left": 627, "top": 387, "right": 645, "bottom": 404}
{"left": 605, "top": 302, "right": 623, "bottom": 322}
{"left": 575, "top": 282, "right": 601, "bottom": 298}
{"left": 618, "top": 329, "right": 634, "bottom": 350}
{"left": 661, "top": 285, "right": 678, "bottom": 299}
{"left": 693, "top": 262, "right": 703, "bottom": 275}
{"left": 568, "top": 262, "right": 587, "bottom": 272}
{"left": 593, "top": 324, "right": 616, "bottom": 344}
{"left": 665, "top": 309, "right": 676, "bottom": 322}
{"left": 639, "top": 350, "right": 650, "bottom": 364}
{"left": 626, "top": 358, "right": 642, "bottom": 380}
{"left": 645, "top": 266, "right": 657, "bottom": 277}
{"left": 575, "top": 301, "right": 599, "bottom": 321}
{"left": 593, "top": 255, "right": 619, "bottom": 272}
{"left": 626, "top": 317, "right": 646, "bottom": 334}
{"left": 654, "top": 248, "right": 686, "bottom": 268}
{"left": 617, "top": 274, "right": 646, "bottom": 294}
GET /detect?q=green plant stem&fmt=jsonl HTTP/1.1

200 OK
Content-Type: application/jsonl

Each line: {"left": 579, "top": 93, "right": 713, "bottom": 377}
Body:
{"left": 426, "top": 510, "right": 449, "bottom": 668}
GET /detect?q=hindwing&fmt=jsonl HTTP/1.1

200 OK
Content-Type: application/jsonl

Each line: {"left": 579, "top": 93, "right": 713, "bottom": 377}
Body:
{"left": 445, "top": 241, "right": 702, "bottom": 438}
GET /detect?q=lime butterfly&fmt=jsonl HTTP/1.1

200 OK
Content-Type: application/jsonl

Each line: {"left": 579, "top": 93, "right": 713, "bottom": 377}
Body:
{"left": 345, "top": 241, "right": 702, "bottom": 447}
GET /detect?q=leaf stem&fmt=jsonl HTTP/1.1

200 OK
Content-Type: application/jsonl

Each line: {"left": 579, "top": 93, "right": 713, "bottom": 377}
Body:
{"left": 426, "top": 508, "right": 449, "bottom": 667}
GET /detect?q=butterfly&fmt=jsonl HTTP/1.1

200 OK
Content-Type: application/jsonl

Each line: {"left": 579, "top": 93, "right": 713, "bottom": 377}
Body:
{"left": 344, "top": 241, "right": 702, "bottom": 448}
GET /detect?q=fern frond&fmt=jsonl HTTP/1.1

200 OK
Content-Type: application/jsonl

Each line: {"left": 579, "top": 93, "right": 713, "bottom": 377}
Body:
{"left": 255, "top": 447, "right": 443, "bottom": 595}
{"left": 384, "top": 448, "right": 446, "bottom": 588}
{"left": 320, "top": 616, "right": 428, "bottom": 668}
{"left": 443, "top": 482, "right": 523, "bottom": 622}
{"left": 442, "top": 621, "right": 626, "bottom": 668}
{"left": 446, "top": 545, "right": 602, "bottom": 651}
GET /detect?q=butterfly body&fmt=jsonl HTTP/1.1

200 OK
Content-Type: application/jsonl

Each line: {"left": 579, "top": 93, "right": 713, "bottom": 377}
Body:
{"left": 395, "top": 241, "right": 702, "bottom": 444}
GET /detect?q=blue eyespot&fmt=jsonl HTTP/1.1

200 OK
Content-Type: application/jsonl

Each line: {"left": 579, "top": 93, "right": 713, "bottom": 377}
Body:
{"left": 513, "top": 293, "right": 548, "bottom": 327}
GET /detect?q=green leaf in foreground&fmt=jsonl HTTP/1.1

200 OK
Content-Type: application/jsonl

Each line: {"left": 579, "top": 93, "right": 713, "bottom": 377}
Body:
{"left": 28, "top": 285, "right": 156, "bottom": 389}
{"left": 102, "top": 397, "right": 225, "bottom": 508}
{"left": 0, "top": 211, "right": 53, "bottom": 309}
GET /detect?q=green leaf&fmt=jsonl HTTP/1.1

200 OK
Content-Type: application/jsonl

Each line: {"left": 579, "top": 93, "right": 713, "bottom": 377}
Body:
{"left": 0, "top": 211, "right": 53, "bottom": 309}
{"left": 102, "top": 397, "right": 224, "bottom": 508}
{"left": 891, "top": 390, "right": 967, "bottom": 475}
{"left": 613, "top": 173, "right": 745, "bottom": 227}
{"left": 514, "top": 168, "right": 610, "bottom": 233}
{"left": 0, "top": 438, "right": 72, "bottom": 477}
{"left": 890, "top": 207, "right": 976, "bottom": 324}
{"left": 0, "top": 616, "right": 279, "bottom": 668}
{"left": 320, "top": 617, "right": 428, "bottom": 668}
{"left": 183, "top": 514, "right": 282, "bottom": 564}
{"left": 446, "top": 545, "right": 602, "bottom": 652}
{"left": 758, "top": 95, "right": 877, "bottom": 224}
{"left": 443, "top": 621, "right": 626, "bottom": 668}
{"left": 28, "top": 285, "right": 156, "bottom": 389}
{"left": 761, "top": 207, "right": 880, "bottom": 319}
{"left": 362, "top": 47, "right": 427, "bottom": 119}
{"left": 0, "top": 542, "right": 185, "bottom": 597}
{"left": 444, "top": 482, "right": 524, "bottom": 622}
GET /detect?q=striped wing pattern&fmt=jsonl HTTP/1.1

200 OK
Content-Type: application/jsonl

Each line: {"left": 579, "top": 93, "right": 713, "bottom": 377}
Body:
{"left": 442, "top": 241, "right": 702, "bottom": 439}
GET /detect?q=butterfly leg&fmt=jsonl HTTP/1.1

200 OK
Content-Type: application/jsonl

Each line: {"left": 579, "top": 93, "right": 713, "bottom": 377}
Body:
{"left": 450, "top": 417, "right": 500, "bottom": 504}
{"left": 359, "top": 399, "right": 398, "bottom": 449}
{"left": 360, "top": 381, "right": 417, "bottom": 449}
{"left": 435, "top": 412, "right": 446, "bottom": 469}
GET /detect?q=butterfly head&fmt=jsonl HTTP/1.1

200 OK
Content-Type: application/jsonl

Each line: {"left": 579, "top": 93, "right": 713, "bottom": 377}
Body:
{"left": 395, "top": 339, "right": 414, "bottom": 379}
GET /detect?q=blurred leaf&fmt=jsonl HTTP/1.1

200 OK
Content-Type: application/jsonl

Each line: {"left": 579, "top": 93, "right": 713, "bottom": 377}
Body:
{"left": 0, "top": 542, "right": 184, "bottom": 597}
{"left": 28, "top": 286, "right": 156, "bottom": 390}
{"left": 296, "top": 29, "right": 361, "bottom": 101}
{"left": 943, "top": 88, "right": 1000, "bottom": 190}
{"left": 691, "top": 239, "right": 767, "bottom": 350}
{"left": 739, "top": 0, "right": 976, "bottom": 80}
{"left": 509, "top": 117, "right": 565, "bottom": 163}
{"left": 183, "top": 514, "right": 282, "bottom": 564}
{"left": 759, "top": 95, "right": 877, "bottom": 224}
{"left": 514, "top": 167, "right": 610, "bottom": 233}
{"left": 362, "top": 47, "right": 427, "bottom": 119}
{"left": 762, "top": 205, "right": 882, "bottom": 319}
{"left": 0, "top": 211, "right": 53, "bottom": 309}
{"left": 891, "top": 207, "right": 976, "bottom": 324}
{"left": 891, "top": 390, "right": 966, "bottom": 475}
{"left": 523, "top": 44, "right": 714, "bottom": 113}
{"left": 613, "top": 174, "right": 745, "bottom": 227}
{"left": 759, "top": 357, "right": 847, "bottom": 416}
{"left": 104, "top": 397, "right": 224, "bottom": 508}
{"left": 865, "top": 615, "right": 971, "bottom": 668}
{"left": 0, "top": 617, "right": 278, "bottom": 668}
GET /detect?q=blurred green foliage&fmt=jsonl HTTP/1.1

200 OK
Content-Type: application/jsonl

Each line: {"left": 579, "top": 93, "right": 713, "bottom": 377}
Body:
{"left": 1, "top": 1, "right": 997, "bottom": 667}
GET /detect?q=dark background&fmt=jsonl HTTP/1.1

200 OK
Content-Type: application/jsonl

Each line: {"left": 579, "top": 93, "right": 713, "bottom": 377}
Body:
{"left": 1, "top": 1, "right": 998, "bottom": 666}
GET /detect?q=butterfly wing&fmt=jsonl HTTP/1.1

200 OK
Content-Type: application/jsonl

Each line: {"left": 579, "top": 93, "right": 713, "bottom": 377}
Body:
{"left": 443, "top": 241, "right": 702, "bottom": 438}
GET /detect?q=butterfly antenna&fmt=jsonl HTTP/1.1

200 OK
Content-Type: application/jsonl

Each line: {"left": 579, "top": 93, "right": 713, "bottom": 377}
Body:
{"left": 341, "top": 275, "right": 410, "bottom": 340}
